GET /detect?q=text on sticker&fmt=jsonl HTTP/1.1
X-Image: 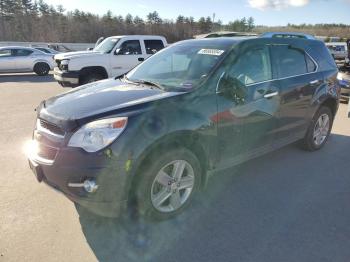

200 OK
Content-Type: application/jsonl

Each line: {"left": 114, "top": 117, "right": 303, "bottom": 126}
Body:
{"left": 198, "top": 49, "right": 225, "bottom": 56}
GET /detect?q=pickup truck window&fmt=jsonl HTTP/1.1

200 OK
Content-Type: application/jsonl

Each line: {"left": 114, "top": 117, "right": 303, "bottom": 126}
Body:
{"left": 116, "top": 40, "right": 142, "bottom": 55}
{"left": 144, "top": 40, "right": 164, "bottom": 54}
{"left": 94, "top": 38, "right": 119, "bottom": 54}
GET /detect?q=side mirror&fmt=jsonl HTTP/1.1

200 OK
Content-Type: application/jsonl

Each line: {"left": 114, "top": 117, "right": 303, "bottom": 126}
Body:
{"left": 87, "top": 47, "right": 93, "bottom": 51}
{"left": 216, "top": 73, "right": 247, "bottom": 103}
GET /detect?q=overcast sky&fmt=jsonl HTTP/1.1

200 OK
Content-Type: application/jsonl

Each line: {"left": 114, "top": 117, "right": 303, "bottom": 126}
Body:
{"left": 45, "top": 0, "right": 350, "bottom": 26}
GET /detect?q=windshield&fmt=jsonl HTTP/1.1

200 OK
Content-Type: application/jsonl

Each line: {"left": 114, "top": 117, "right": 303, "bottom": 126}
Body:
{"left": 94, "top": 38, "right": 119, "bottom": 53}
{"left": 126, "top": 42, "right": 231, "bottom": 90}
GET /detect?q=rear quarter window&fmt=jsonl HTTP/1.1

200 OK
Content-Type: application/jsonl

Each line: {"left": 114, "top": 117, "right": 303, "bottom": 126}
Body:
{"left": 308, "top": 43, "right": 337, "bottom": 71}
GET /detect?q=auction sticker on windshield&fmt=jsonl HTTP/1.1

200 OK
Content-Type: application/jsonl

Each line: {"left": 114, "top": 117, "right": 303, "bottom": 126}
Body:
{"left": 198, "top": 49, "right": 225, "bottom": 56}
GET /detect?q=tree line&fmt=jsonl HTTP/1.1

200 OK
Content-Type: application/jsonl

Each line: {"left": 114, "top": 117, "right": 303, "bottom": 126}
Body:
{"left": 0, "top": 0, "right": 349, "bottom": 43}
{"left": 0, "top": 0, "right": 255, "bottom": 43}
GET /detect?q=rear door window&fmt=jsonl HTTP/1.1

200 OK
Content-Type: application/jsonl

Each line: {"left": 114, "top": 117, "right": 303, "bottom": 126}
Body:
{"left": 144, "top": 40, "right": 165, "bottom": 54}
{"left": 271, "top": 45, "right": 309, "bottom": 78}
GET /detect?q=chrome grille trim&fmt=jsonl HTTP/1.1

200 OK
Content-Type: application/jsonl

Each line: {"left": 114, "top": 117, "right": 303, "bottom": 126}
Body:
{"left": 36, "top": 119, "right": 65, "bottom": 138}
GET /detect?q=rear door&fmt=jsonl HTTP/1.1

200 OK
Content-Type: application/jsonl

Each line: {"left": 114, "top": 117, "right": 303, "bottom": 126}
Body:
{"left": 13, "top": 49, "right": 34, "bottom": 71}
{"left": 0, "top": 49, "right": 17, "bottom": 72}
{"left": 271, "top": 44, "right": 322, "bottom": 143}
{"left": 111, "top": 39, "right": 145, "bottom": 77}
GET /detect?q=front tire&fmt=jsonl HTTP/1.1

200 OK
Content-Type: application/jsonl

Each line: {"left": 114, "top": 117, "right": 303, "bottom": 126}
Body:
{"left": 33, "top": 62, "right": 50, "bottom": 76}
{"left": 80, "top": 73, "right": 104, "bottom": 85}
{"left": 133, "top": 147, "right": 201, "bottom": 220}
{"left": 301, "top": 106, "right": 333, "bottom": 151}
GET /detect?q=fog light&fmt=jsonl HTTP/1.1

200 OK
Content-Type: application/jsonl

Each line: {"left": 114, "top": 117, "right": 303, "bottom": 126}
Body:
{"left": 83, "top": 180, "right": 99, "bottom": 193}
{"left": 68, "top": 179, "right": 99, "bottom": 193}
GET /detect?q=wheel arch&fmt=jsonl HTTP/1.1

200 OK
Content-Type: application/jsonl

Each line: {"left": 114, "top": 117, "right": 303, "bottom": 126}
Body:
{"left": 319, "top": 97, "right": 338, "bottom": 117}
{"left": 33, "top": 60, "right": 51, "bottom": 70}
{"left": 79, "top": 66, "right": 108, "bottom": 82}
{"left": 127, "top": 130, "right": 210, "bottom": 200}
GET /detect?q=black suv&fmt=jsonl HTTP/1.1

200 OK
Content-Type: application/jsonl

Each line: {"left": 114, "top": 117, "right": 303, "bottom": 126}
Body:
{"left": 28, "top": 37, "right": 340, "bottom": 219}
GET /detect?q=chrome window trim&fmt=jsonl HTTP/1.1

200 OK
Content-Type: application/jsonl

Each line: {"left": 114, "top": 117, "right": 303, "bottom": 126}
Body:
{"left": 215, "top": 71, "right": 226, "bottom": 94}
{"left": 245, "top": 50, "right": 319, "bottom": 87}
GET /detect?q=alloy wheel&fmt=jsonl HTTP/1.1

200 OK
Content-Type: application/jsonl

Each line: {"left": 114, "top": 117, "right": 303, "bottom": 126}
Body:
{"left": 150, "top": 160, "right": 195, "bottom": 213}
{"left": 313, "top": 113, "right": 330, "bottom": 146}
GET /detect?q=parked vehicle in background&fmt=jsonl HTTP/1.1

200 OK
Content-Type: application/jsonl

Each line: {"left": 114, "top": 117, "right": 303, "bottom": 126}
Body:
{"left": 337, "top": 70, "right": 350, "bottom": 101}
{"left": 48, "top": 44, "right": 73, "bottom": 52}
{"left": 33, "top": 47, "right": 60, "bottom": 55}
{"left": 0, "top": 46, "right": 54, "bottom": 75}
{"left": 53, "top": 35, "right": 167, "bottom": 87}
{"left": 260, "top": 32, "right": 316, "bottom": 40}
{"left": 326, "top": 42, "right": 349, "bottom": 66}
{"left": 28, "top": 37, "right": 339, "bottom": 219}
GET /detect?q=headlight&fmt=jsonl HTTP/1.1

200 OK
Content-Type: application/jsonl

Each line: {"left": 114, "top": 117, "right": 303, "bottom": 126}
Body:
{"left": 337, "top": 74, "right": 343, "bottom": 81}
{"left": 60, "top": 59, "right": 69, "bottom": 71}
{"left": 68, "top": 117, "right": 128, "bottom": 152}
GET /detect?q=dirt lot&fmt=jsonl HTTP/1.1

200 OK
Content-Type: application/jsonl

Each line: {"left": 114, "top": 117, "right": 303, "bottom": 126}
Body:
{"left": 0, "top": 73, "right": 350, "bottom": 262}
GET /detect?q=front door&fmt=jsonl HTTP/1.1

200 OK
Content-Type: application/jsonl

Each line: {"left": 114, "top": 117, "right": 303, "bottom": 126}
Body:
{"left": 0, "top": 49, "right": 17, "bottom": 72}
{"left": 217, "top": 44, "right": 280, "bottom": 168}
{"left": 111, "top": 40, "right": 146, "bottom": 77}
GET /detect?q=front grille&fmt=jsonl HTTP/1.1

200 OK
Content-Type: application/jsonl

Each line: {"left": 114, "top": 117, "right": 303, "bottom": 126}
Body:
{"left": 39, "top": 119, "right": 65, "bottom": 136}
{"left": 37, "top": 143, "right": 58, "bottom": 161}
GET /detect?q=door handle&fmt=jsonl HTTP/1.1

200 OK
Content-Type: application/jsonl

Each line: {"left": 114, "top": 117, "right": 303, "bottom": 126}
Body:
{"left": 264, "top": 91, "right": 279, "bottom": 99}
{"left": 138, "top": 57, "right": 144, "bottom": 62}
{"left": 309, "top": 80, "right": 319, "bottom": 85}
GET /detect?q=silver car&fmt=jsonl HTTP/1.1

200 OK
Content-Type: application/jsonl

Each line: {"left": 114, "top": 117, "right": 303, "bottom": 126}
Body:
{"left": 0, "top": 46, "right": 55, "bottom": 75}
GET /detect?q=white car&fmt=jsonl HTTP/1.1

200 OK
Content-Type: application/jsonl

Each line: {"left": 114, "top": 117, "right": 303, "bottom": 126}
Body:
{"left": 0, "top": 46, "right": 55, "bottom": 75}
{"left": 53, "top": 35, "right": 167, "bottom": 87}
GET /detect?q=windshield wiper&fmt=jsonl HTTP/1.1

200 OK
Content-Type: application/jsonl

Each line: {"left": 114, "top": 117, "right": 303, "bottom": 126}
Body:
{"left": 126, "top": 78, "right": 164, "bottom": 90}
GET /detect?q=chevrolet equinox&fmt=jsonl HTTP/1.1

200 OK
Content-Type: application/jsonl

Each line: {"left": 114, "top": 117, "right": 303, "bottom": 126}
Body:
{"left": 28, "top": 37, "right": 340, "bottom": 219}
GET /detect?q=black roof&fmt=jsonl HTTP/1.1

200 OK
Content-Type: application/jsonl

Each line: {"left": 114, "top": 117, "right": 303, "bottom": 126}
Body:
{"left": 178, "top": 37, "right": 252, "bottom": 46}
{"left": 176, "top": 36, "right": 322, "bottom": 49}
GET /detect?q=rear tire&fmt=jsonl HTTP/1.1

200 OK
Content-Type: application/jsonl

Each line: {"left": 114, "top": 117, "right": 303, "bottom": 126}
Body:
{"left": 133, "top": 147, "right": 202, "bottom": 220}
{"left": 301, "top": 106, "right": 333, "bottom": 151}
{"left": 33, "top": 62, "right": 50, "bottom": 76}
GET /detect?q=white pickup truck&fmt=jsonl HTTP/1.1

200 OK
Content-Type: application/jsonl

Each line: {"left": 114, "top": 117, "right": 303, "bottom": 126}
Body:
{"left": 53, "top": 35, "right": 167, "bottom": 87}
